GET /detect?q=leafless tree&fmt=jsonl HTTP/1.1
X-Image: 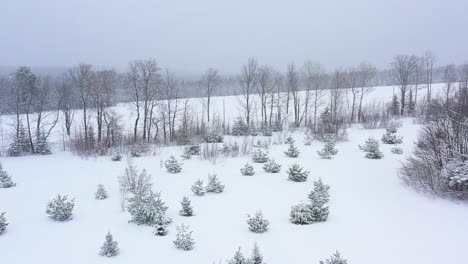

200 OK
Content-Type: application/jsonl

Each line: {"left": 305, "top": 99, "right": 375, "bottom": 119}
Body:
{"left": 307, "top": 63, "right": 327, "bottom": 131}
{"left": 161, "top": 70, "right": 179, "bottom": 142}
{"left": 94, "top": 70, "right": 116, "bottom": 143}
{"left": 423, "top": 51, "right": 436, "bottom": 102}
{"left": 239, "top": 58, "right": 258, "bottom": 129}
{"left": 257, "top": 65, "right": 273, "bottom": 128}
{"left": 390, "top": 55, "right": 418, "bottom": 115}
{"left": 356, "top": 62, "right": 377, "bottom": 122}
{"left": 200, "top": 68, "right": 221, "bottom": 123}
{"left": 58, "top": 78, "right": 75, "bottom": 137}
{"left": 330, "top": 68, "right": 346, "bottom": 124}
{"left": 346, "top": 67, "right": 359, "bottom": 123}
{"left": 442, "top": 64, "right": 458, "bottom": 107}
{"left": 286, "top": 63, "right": 300, "bottom": 127}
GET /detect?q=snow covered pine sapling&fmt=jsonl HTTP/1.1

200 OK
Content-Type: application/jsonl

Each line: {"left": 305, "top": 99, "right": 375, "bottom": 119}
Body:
{"left": 284, "top": 142, "right": 300, "bottom": 158}
{"left": 191, "top": 179, "right": 206, "bottom": 196}
{"left": 0, "top": 212, "right": 8, "bottom": 234}
{"left": 308, "top": 178, "right": 330, "bottom": 222}
{"left": 240, "top": 163, "right": 255, "bottom": 176}
{"left": 317, "top": 141, "right": 339, "bottom": 159}
{"left": 46, "top": 194, "right": 75, "bottom": 221}
{"left": 205, "top": 174, "right": 225, "bottom": 193}
{"left": 319, "top": 251, "right": 348, "bottom": 264}
{"left": 246, "top": 210, "right": 270, "bottom": 233}
{"left": 127, "top": 190, "right": 172, "bottom": 226}
{"left": 0, "top": 162, "right": 16, "bottom": 188}
{"left": 173, "top": 224, "right": 195, "bottom": 251}
{"left": 359, "top": 137, "right": 384, "bottom": 159}
{"left": 262, "top": 159, "right": 282, "bottom": 173}
{"left": 381, "top": 127, "right": 403, "bottom": 144}
{"left": 95, "top": 184, "right": 109, "bottom": 200}
{"left": 250, "top": 242, "right": 265, "bottom": 264}
{"left": 287, "top": 164, "right": 309, "bottom": 182}
{"left": 290, "top": 202, "right": 313, "bottom": 225}
{"left": 99, "top": 232, "right": 119, "bottom": 257}
{"left": 228, "top": 247, "right": 248, "bottom": 264}
{"left": 164, "top": 155, "right": 182, "bottom": 174}
{"left": 179, "top": 196, "right": 194, "bottom": 216}
{"left": 251, "top": 148, "right": 269, "bottom": 163}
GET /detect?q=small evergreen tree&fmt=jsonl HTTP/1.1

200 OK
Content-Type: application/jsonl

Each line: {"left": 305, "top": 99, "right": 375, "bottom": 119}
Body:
{"left": 284, "top": 135, "right": 295, "bottom": 145}
{"left": 246, "top": 210, "right": 269, "bottom": 233}
{"left": 319, "top": 251, "right": 348, "bottom": 264}
{"left": 179, "top": 196, "right": 194, "bottom": 216}
{"left": 8, "top": 122, "right": 30, "bottom": 156}
{"left": 308, "top": 178, "right": 330, "bottom": 222}
{"left": 249, "top": 243, "right": 264, "bottom": 264}
{"left": 173, "top": 224, "right": 195, "bottom": 251}
{"left": 232, "top": 117, "right": 249, "bottom": 136}
{"left": 390, "top": 147, "right": 403, "bottom": 154}
{"left": 241, "top": 163, "right": 255, "bottom": 176}
{"left": 46, "top": 194, "right": 75, "bottom": 221}
{"left": 0, "top": 212, "right": 8, "bottom": 234}
{"left": 153, "top": 224, "right": 168, "bottom": 236}
{"left": 317, "top": 141, "right": 339, "bottom": 159}
{"left": 205, "top": 174, "right": 225, "bottom": 193}
{"left": 228, "top": 247, "right": 249, "bottom": 264}
{"left": 287, "top": 164, "right": 309, "bottom": 182}
{"left": 0, "top": 162, "right": 16, "bottom": 188}
{"left": 95, "top": 184, "right": 109, "bottom": 200}
{"left": 290, "top": 202, "right": 313, "bottom": 225}
{"left": 35, "top": 129, "right": 52, "bottom": 155}
{"left": 381, "top": 128, "right": 403, "bottom": 144}
{"left": 127, "top": 190, "right": 172, "bottom": 226}
{"left": 184, "top": 145, "right": 201, "bottom": 155}
{"left": 191, "top": 179, "right": 206, "bottom": 196}
{"left": 359, "top": 137, "right": 384, "bottom": 159}
{"left": 304, "top": 130, "right": 313, "bottom": 146}
{"left": 251, "top": 149, "right": 269, "bottom": 163}
{"left": 111, "top": 152, "right": 122, "bottom": 161}
{"left": 165, "top": 155, "right": 182, "bottom": 173}
{"left": 284, "top": 142, "right": 300, "bottom": 158}
{"left": 99, "top": 232, "right": 119, "bottom": 257}
{"left": 390, "top": 94, "right": 400, "bottom": 116}
{"left": 262, "top": 159, "right": 281, "bottom": 173}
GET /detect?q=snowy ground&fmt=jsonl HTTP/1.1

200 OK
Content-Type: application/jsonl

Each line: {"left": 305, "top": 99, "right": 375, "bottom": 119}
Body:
{"left": 1, "top": 118, "right": 468, "bottom": 264}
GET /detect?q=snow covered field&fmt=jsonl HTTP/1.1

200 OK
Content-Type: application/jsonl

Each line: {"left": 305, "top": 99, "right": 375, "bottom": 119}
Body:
{"left": 1, "top": 83, "right": 467, "bottom": 263}
{"left": 1, "top": 118, "right": 468, "bottom": 264}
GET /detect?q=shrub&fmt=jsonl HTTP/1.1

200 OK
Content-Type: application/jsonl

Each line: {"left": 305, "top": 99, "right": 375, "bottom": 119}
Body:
{"left": 251, "top": 149, "right": 269, "bottom": 163}
{"left": 290, "top": 202, "right": 313, "bottom": 225}
{"left": 381, "top": 128, "right": 403, "bottom": 144}
{"left": 287, "top": 164, "right": 309, "bottom": 182}
{"left": 127, "top": 190, "right": 172, "bottom": 226}
{"left": 130, "top": 143, "right": 149, "bottom": 157}
{"left": 205, "top": 131, "right": 223, "bottom": 143}
{"left": 179, "top": 196, "right": 194, "bottom": 216}
{"left": 308, "top": 178, "right": 330, "bottom": 222}
{"left": 359, "top": 137, "right": 384, "bottom": 159}
{"left": 205, "top": 174, "right": 225, "bottom": 193}
{"left": 240, "top": 163, "right": 255, "bottom": 176}
{"left": 262, "top": 159, "right": 282, "bottom": 173}
{"left": 228, "top": 247, "right": 248, "bottom": 264}
{"left": 184, "top": 145, "right": 201, "bottom": 155}
{"left": 0, "top": 212, "right": 8, "bottom": 234}
{"left": 111, "top": 153, "right": 122, "bottom": 161}
{"left": 191, "top": 179, "right": 206, "bottom": 196}
{"left": 95, "top": 184, "right": 109, "bottom": 200}
{"left": 164, "top": 155, "right": 182, "bottom": 174}
{"left": 319, "top": 251, "right": 348, "bottom": 264}
{"left": 0, "top": 162, "right": 16, "bottom": 188}
{"left": 99, "top": 232, "right": 119, "bottom": 257}
{"left": 173, "top": 224, "right": 195, "bottom": 251}
{"left": 284, "top": 142, "right": 300, "bottom": 158}
{"left": 390, "top": 147, "right": 403, "bottom": 154}
{"left": 46, "top": 194, "right": 75, "bottom": 221}
{"left": 246, "top": 210, "right": 269, "bottom": 233}
{"left": 317, "top": 141, "right": 338, "bottom": 159}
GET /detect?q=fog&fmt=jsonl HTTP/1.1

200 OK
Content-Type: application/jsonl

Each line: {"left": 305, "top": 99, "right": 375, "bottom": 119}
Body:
{"left": 1, "top": 0, "right": 467, "bottom": 75}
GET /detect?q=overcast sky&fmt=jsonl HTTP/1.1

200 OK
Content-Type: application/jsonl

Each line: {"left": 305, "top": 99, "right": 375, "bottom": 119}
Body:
{"left": 1, "top": 0, "right": 467, "bottom": 75}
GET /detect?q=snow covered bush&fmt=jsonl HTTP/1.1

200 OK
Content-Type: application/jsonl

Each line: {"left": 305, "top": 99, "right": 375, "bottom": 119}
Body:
{"left": 153, "top": 224, "right": 168, "bottom": 236}
{"left": 205, "top": 131, "right": 224, "bottom": 143}
{"left": 290, "top": 202, "right": 313, "bottom": 225}
{"left": 35, "top": 129, "right": 52, "bottom": 155}
{"left": 228, "top": 247, "right": 248, "bottom": 264}
{"left": 251, "top": 149, "right": 269, "bottom": 163}
{"left": 390, "top": 147, "right": 403, "bottom": 154}
{"left": 0, "top": 162, "right": 16, "bottom": 188}
{"left": 184, "top": 145, "right": 201, "bottom": 155}
{"left": 130, "top": 143, "right": 149, "bottom": 157}
{"left": 164, "top": 155, "right": 182, "bottom": 174}
{"left": 231, "top": 117, "right": 249, "bottom": 136}
{"left": 119, "top": 163, "right": 153, "bottom": 195}
{"left": 381, "top": 128, "right": 403, "bottom": 144}
{"left": 46, "top": 194, "right": 75, "bottom": 221}
{"left": 127, "top": 190, "right": 172, "bottom": 226}
{"left": 205, "top": 174, "right": 225, "bottom": 193}
{"left": 287, "top": 164, "right": 309, "bottom": 182}
{"left": 304, "top": 130, "right": 313, "bottom": 145}
{"left": 319, "top": 251, "right": 348, "bottom": 264}
{"left": 173, "top": 224, "right": 195, "bottom": 251}
{"left": 359, "top": 137, "right": 383, "bottom": 159}
{"left": 179, "top": 196, "right": 194, "bottom": 216}
{"left": 442, "top": 159, "right": 468, "bottom": 192}
{"left": 7, "top": 122, "right": 31, "bottom": 157}
{"left": 0, "top": 212, "right": 8, "bottom": 234}
{"left": 317, "top": 141, "right": 339, "bottom": 159}
{"left": 250, "top": 243, "right": 265, "bottom": 264}
{"left": 308, "top": 178, "right": 330, "bottom": 222}
{"left": 262, "top": 159, "right": 282, "bottom": 173}
{"left": 240, "top": 163, "right": 255, "bottom": 176}
{"left": 191, "top": 179, "right": 206, "bottom": 196}
{"left": 246, "top": 210, "right": 269, "bottom": 233}
{"left": 95, "top": 184, "right": 109, "bottom": 200}
{"left": 284, "top": 142, "right": 300, "bottom": 158}
{"left": 111, "top": 153, "right": 122, "bottom": 161}
{"left": 99, "top": 232, "right": 119, "bottom": 257}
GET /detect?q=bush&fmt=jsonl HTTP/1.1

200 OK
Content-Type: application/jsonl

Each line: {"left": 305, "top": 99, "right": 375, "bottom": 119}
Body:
{"left": 0, "top": 162, "right": 16, "bottom": 188}
{"left": 390, "top": 147, "right": 403, "bottom": 154}
{"left": 95, "top": 184, "right": 109, "bottom": 200}
{"left": 165, "top": 155, "right": 182, "bottom": 174}
{"left": 205, "top": 131, "right": 223, "bottom": 143}
{"left": 127, "top": 190, "right": 172, "bottom": 226}
{"left": 46, "top": 194, "right": 75, "bottom": 221}
{"left": 308, "top": 178, "right": 330, "bottom": 222}
{"left": 442, "top": 159, "right": 468, "bottom": 192}
{"left": 284, "top": 142, "right": 300, "bottom": 158}
{"left": 130, "top": 143, "right": 149, "bottom": 157}
{"left": 284, "top": 136, "right": 295, "bottom": 145}
{"left": 191, "top": 179, "right": 206, "bottom": 196}
{"left": 262, "top": 159, "right": 281, "bottom": 173}
{"left": 184, "top": 145, "right": 201, "bottom": 155}
{"left": 246, "top": 210, "right": 269, "bottom": 233}
{"left": 381, "top": 128, "right": 403, "bottom": 144}
{"left": 304, "top": 130, "right": 313, "bottom": 146}
{"left": 250, "top": 242, "right": 265, "bottom": 264}
{"left": 232, "top": 117, "right": 249, "bottom": 136}
{"left": 153, "top": 224, "right": 168, "bottom": 236}
{"left": 317, "top": 141, "right": 338, "bottom": 159}
{"left": 319, "top": 251, "right": 348, "bottom": 264}
{"left": 290, "top": 202, "right": 313, "bottom": 225}
{"left": 173, "top": 224, "right": 195, "bottom": 251}
{"left": 240, "top": 163, "right": 255, "bottom": 176}
{"left": 228, "top": 247, "right": 248, "bottom": 264}
{"left": 359, "top": 137, "right": 383, "bottom": 159}
{"left": 251, "top": 149, "right": 269, "bottom": 163}
{"left": 35, "top": 129, "right": 52, "bottom": 155}
{"left": 118, "top": 163, "right": 153, "bottom": 196}
{"left": 205, "top": 174, "right": 225, "bottom": 193}
{"left": 287, "top": 164, "right": 309, "bottom": 182}
{"left": 111, "top": 153, "right": 122, "bottom": 161}
{"left": 179, "top": 196, "right": 194, "bottom": 216}
{"left": 0, "top": 212, "right": 8, "bottom": 234}
{"left": 99, "top": 232, "right": 119, "bottom": 257}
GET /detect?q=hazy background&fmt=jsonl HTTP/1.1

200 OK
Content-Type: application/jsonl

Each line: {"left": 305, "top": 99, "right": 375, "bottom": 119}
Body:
{"left": 1, "top": 0, "right": 467, "bottom": 75}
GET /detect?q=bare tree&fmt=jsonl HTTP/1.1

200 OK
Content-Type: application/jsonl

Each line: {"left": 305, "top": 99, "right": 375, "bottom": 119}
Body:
{"left": 330, "top": 68, "right": 345, "bottom": 124}
{"left": 390, "top": 55, "right": 418, "bottom": 115}
{"left": 127, "top": 61, "right": 140, "bottom": 142}
{"left": 58, "top": 78, "right": 76, "bottom": 137}
{"left": 423, "top": 51, "right": 436, "bottom": 102}
{"left": 356, "top": 62, "right": 377, "bottom": 122}
{"left": 257, "top": 65, "right": 273, "bottom": 128}
{"left": 200, "top": 68, "right": 221, "bottom": 123}
{"left": 442, "top": 64, "right": 458, "bottom": 107}
{"left": 287, "top": 63, "right": 301, "bottom": 127}
{"left": 239, "top": 58, "right": 258, "bottom": 129}
{"left": 308, "top": 63, "right": 327, "bottom": 132}
{"left": 94, "top": 70, "right": 116, "bottom": 143}
{"left": 161, "top": 70, "right": 179, "bottom": 142}
{"left": 346, "top": 67, "right": 359, "bottom": 123}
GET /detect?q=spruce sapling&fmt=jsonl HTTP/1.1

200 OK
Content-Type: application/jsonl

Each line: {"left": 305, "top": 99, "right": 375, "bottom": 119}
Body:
{"left": 46, "top": 194, "right": 75, "bottom": 221}
{"left": 246, "top": 210, "right": 270, "bottom": 233}
{"left": 99, "top": 232, "right": 119, "bottom": 257}
{"left": 173, "top": 224, "right": 195, "bottom": 251}
{"left": 179, "top": 196, "right": 194, "bottom": 216}
{"left": 240, "top": 163, "right": 255, "bottom": 176}
{"left": 205, "top": 174, "right": 225, "bottom": 193}
{"left": 287, "top": 164, "right": 309, "bottom": 182}
{"left": 191, "top": 179, "right": 206, "bottom": 196}
{"left": 95, "top": 184, "right": 109, "bottom": 200}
